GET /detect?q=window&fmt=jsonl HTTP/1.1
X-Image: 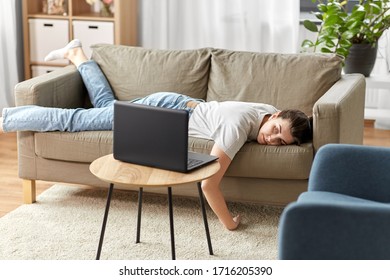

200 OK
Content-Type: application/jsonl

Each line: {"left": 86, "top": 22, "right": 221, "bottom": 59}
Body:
{"left": 300, "top": 0, "right": 360, "bottom": 13}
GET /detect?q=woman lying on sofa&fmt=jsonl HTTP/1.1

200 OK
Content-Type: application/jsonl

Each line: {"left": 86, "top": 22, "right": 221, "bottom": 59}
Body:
{"left": 0, "top": 40, "right": 313, "bottom": 230}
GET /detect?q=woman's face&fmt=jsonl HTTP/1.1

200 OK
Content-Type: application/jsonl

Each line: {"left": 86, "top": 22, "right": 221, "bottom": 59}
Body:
{"left": 257, "top": 113, "right": 295, "bottom": 146}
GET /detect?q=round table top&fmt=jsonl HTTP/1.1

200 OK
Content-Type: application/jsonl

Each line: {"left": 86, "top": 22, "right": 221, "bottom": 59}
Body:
{"left": 90, "top": 154, "right": 220, "bottom": 187}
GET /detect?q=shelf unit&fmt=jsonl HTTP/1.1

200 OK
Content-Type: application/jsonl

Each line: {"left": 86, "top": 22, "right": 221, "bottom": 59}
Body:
{"left": 22, "top": 0, "right": 138, "bottom": 79}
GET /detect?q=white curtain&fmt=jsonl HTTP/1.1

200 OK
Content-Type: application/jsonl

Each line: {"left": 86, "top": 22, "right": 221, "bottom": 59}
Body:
{"left": 140, "top": 0, "right": 300, "bottom": 53}
{"left": 0, "top": 0, "right": 23, "bottom": 113}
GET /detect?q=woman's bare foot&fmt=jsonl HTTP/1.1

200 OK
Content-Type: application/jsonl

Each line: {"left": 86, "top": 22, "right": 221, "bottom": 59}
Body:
{"left": 44, "top": 39, "right": 82, "bottom": 62}
{"left": 225, "top": 214, "right": 241, "bottom": 231}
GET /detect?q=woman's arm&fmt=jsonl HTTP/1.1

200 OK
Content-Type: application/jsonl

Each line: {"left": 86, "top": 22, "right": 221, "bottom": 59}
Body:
{"left": 201, "top": 144, "right": 240, "bottom": 230}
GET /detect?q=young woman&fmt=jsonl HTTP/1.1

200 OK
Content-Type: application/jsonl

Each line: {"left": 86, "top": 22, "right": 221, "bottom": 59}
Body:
{"left": 1, "top": 40, "right": 312, "bottom": 230}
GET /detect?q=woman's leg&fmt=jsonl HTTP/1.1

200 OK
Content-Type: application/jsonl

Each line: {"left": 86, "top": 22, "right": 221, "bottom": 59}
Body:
{"left": 45, "top": 40, "right": 116, "bottom": 108}
{"left": 77, "top": 61, "right": 116, "bottom": 108}
{"left": 1, "top": 105, "right": 113, "bottom": 132}
{"left": 132, "top": 92, "right": 204, "bottom": 115}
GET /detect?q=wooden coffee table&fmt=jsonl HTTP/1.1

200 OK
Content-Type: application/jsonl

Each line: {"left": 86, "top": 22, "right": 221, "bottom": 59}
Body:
{"left": 90, "top": 154, "right": 220, "bottom": 260}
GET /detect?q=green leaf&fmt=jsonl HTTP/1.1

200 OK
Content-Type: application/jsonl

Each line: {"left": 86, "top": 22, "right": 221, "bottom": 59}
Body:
{"left": 320, "top": 29, "right": 338, "bottom": 40}
{"left": 301, "top": 39, "right": 314, "bottom": 48}
{"left": 345, "top": 19, "right": 362, "bottom": 30}
{"left": 324, "top": 14, "right": 344, "bottom": 26}
{"left": 341, "top": 30, "right": 357, "bottom": 40}
{"left": 327, "top": 3, "right": 343, "bottom": 14}
{"left": 340, "top": 1, "right": 348, "bottom": 6}
{"left": 321, "top": 47, "right": 333, "bottom": 53}
{"left": 349, "top": 11, "right": 366, "bottom": 22}
{"left": 318, "top": 4, "right": 327, "bottom": 13}
{"left": 313, "top": 12, "right": 323, "bottom": 21}
{"left": 325, "top": 39, "right": 336, "bottom": 48}
{"left": 368, "top": 3, "right": 381, "bottom": 13}
{"left": 351, "top": 4, "right": 365, "bottom": 13}
{"left": 303, "top": 20, "right": 318, "bottom": 32}
{"left": 336, "top": 47, "right": 349, "bottom": 58}
{"left": 339, "top": 38, "right": 352, "bottom": 48}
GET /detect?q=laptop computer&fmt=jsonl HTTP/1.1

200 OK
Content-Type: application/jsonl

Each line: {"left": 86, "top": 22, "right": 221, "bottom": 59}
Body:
{"left": 113, "top": 101, "right": 218, "bottom": 173}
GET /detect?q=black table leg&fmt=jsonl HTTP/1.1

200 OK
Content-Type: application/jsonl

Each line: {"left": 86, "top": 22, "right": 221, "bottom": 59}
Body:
{"left": 197, "top": 182, "right": 213, "bottom": 255}
{"left": 96, "top": 183, "right": 114, "bottom": 260}
{"left": 136, "top": 187, "right": 143, "bottom": 243}
{"left": 167, "top": 187, "right": 176, "bottom": 260}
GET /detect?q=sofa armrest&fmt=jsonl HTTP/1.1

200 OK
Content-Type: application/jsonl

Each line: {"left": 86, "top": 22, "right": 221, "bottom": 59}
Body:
{"left": 312, "top": 74, "right": 366, "bottom": 152}
{"left": 14, "top": 65, "right": 86, "bottom": 108}
{"left": 14, "top": 66, "right": 87, "bottom": 185}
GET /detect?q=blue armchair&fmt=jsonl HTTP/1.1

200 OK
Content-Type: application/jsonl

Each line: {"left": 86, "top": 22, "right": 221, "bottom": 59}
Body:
{"left": 278, "top": 144, "right": 390, "bottom": 260}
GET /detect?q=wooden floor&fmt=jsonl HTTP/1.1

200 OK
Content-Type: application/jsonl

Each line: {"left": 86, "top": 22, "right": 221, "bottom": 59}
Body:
{"left": 0, "top": 133, "right": 52, "bottom": 217}
{"left": 1, "top": 125, "right": 390, "bottom": 217}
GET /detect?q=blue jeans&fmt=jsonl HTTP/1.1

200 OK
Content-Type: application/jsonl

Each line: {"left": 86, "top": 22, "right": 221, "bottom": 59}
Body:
{"left": 2, "top": 61, "right": 203, "bottom": 132}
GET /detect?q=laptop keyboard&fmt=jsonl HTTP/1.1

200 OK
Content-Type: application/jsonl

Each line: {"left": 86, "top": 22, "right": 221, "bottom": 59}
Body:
{"left": 187, "top": 158, "right": 203, "bottom": 169}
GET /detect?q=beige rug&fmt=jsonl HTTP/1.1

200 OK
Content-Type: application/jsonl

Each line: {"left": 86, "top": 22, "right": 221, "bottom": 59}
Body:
{"left": 0, "top": 184, "right": 282, "bottom": 260}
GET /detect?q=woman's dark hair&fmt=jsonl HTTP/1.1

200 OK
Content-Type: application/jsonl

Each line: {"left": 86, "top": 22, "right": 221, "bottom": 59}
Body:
{"left": 279, "top": 109, "right": 313, "bottom": 145}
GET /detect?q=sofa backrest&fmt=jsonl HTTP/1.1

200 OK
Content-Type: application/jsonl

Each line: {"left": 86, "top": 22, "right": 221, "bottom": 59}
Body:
{"left": 91, "top": 44, "right": 211, "bottom": 101}
{"left": 207, "top": 49, "right": 342, "bottom": 115}
{"left": 91, "top": 44, "right": 342, "bottom": 116}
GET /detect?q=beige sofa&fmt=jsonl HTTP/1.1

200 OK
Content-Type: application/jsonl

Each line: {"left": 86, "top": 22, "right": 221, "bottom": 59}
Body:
{"left": 14, "top": 45, "right": 366, "bottom": 205}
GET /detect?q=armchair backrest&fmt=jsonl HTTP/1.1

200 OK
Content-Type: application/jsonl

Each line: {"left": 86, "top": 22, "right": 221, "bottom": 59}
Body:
{"left": 308, "top": 144, "right": 390, "bottom": 203}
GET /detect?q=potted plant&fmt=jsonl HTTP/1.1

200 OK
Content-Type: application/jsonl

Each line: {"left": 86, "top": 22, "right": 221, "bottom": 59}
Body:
{"left": 302, "top": 0, "right": 390, "bottom": 76}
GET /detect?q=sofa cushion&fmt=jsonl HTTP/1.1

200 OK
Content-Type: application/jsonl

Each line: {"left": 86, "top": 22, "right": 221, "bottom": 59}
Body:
{"left": 190, "top": 138, "right": 312, "bottom": 179}
{"left": 34, "top": 131, "right": 113, "bottom": 163}
{"left": 207, "top": 49, "right": 342, "bottom": 115}
{"left": 91, "top": 44, "right": 211, "bottom": 101}
{"left": 35, "top": 132, "right": 312, "bottom": 180}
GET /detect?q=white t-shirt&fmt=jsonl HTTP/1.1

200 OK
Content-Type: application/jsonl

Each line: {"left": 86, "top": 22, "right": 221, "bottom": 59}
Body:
{"left": 189, "top": 101, "right": 278, "bottom": 160}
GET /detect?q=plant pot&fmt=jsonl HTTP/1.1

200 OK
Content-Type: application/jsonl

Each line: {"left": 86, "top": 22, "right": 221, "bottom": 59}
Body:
{"left": 344, "top": 43, "right": 378, "bottom": 77}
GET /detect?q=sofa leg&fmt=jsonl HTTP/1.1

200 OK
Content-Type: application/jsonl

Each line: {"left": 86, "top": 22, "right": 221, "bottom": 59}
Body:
{"left": 23, "top": 179, "right": 36, "bottom": 204}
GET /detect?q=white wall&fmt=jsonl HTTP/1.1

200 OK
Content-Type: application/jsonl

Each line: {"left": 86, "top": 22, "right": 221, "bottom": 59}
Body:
{"left": 368, "top": 32, "right": 390, "bottom": 129}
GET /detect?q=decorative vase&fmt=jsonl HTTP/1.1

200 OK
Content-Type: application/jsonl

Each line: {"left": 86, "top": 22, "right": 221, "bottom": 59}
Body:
{"left": 344, "top": 43, "right": 378, "bottom": 77}
{"left": 100, "top": 1, "right": 113, "bottom": 17}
